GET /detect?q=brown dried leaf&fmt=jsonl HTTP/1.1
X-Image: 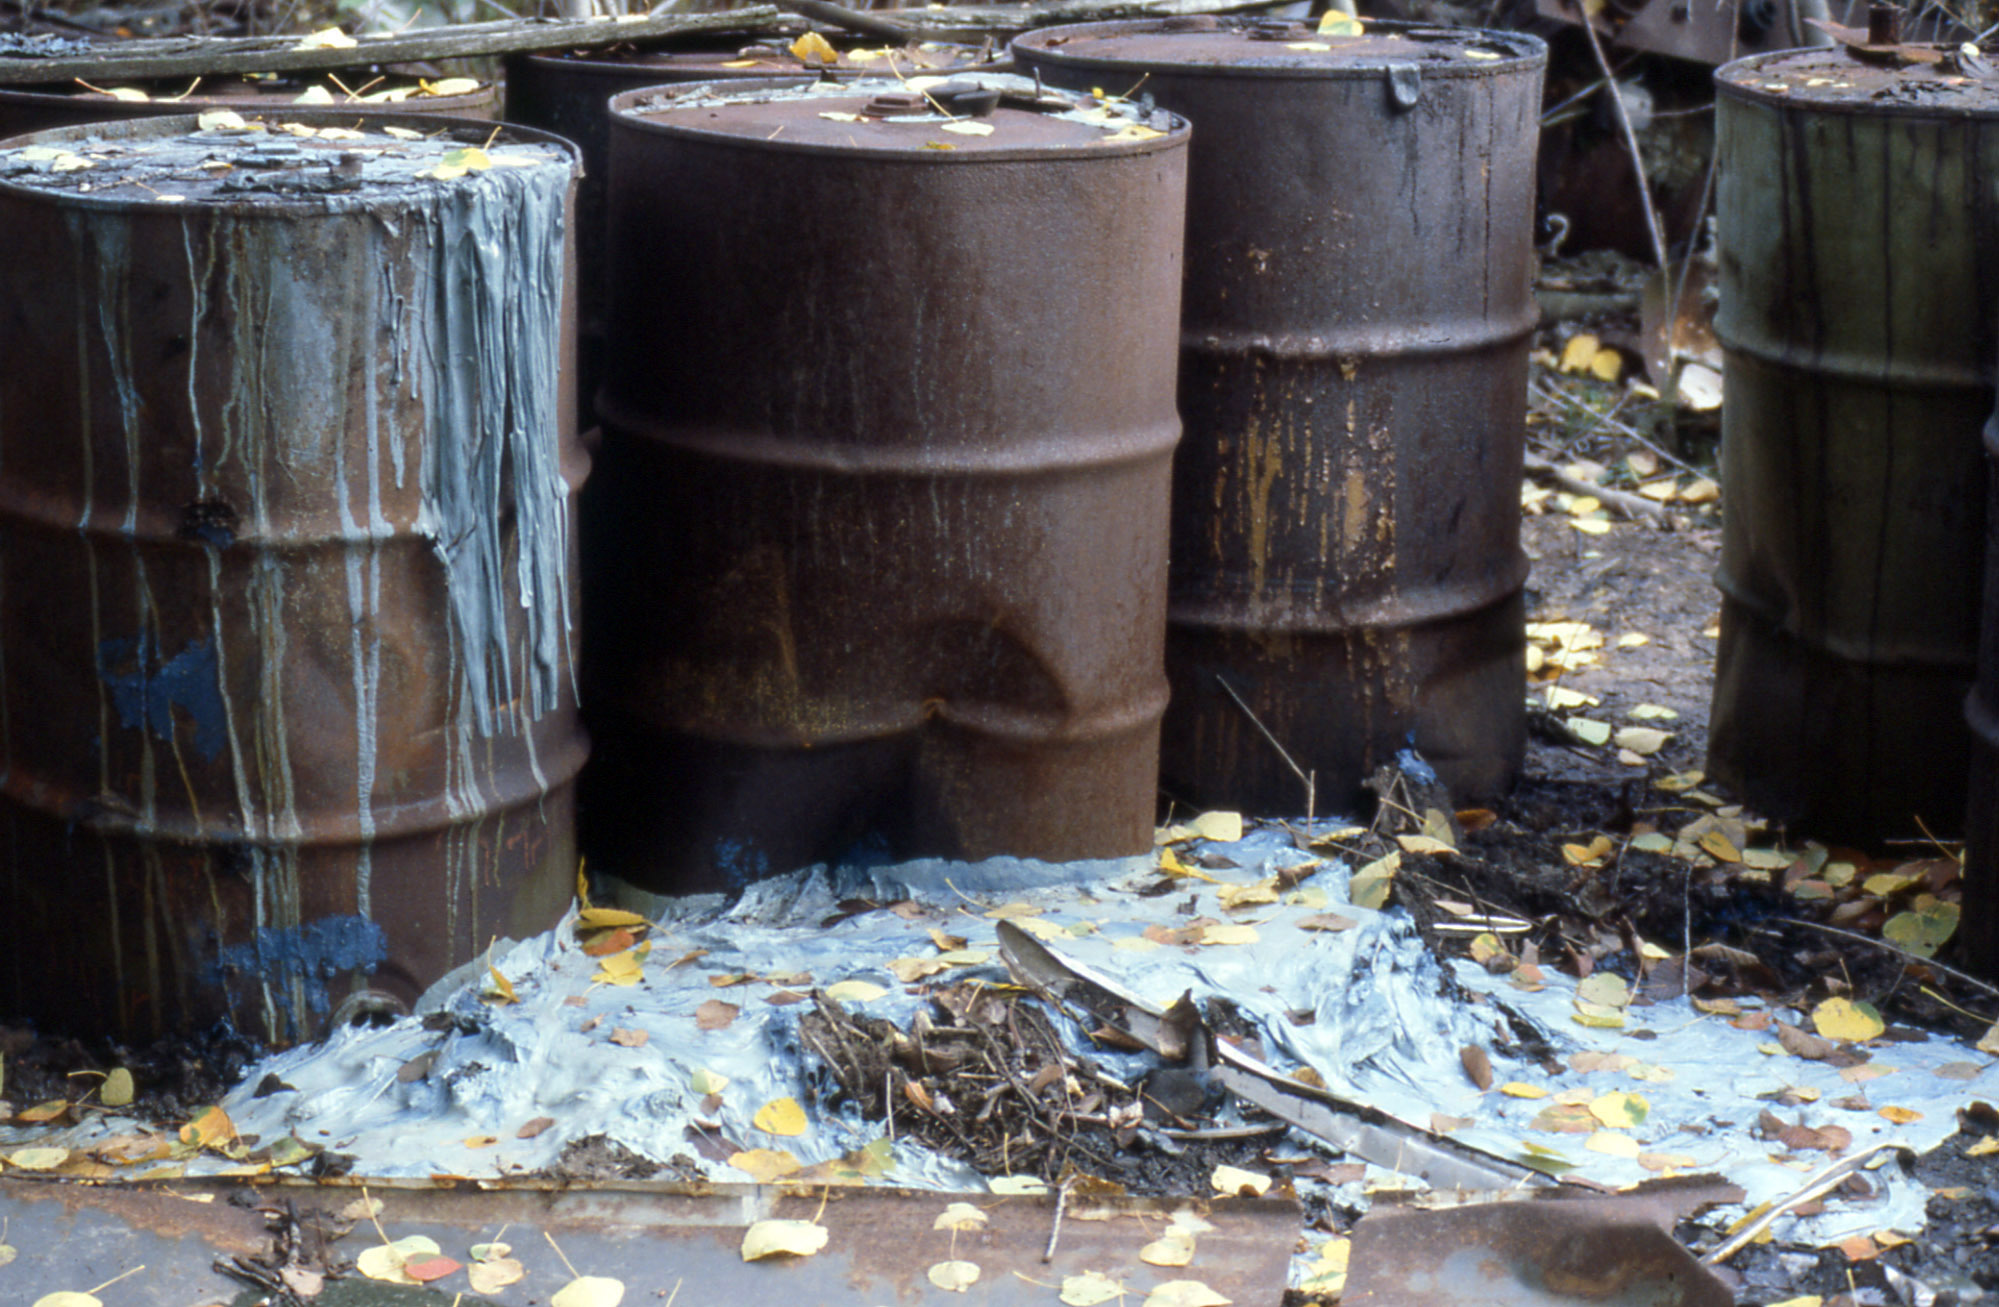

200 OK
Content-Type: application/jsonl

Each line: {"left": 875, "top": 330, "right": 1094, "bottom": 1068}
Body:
{"left": 696, "top": 1000, "right": 739, "bottom": 1031}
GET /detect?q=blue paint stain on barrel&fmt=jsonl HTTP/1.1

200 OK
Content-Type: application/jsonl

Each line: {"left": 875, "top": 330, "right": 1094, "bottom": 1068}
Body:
{"left": 96, "top": 634, "right": 226, "bottom": 762}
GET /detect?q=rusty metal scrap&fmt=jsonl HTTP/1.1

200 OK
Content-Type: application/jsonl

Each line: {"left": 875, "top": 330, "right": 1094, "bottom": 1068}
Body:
{"left": 1013, "top": 19, "right": 1542, "bottom": 819}
{"left": 583, "top": 78, "right": 1188, "bottom": 890}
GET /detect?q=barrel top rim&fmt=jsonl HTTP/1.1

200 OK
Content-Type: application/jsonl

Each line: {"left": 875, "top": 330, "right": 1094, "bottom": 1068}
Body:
{"left": 0, "top": 77, "right": 495, "bottom": 109}
{"left": 513, "top": 36, "right": 998, "bottom": 78}
{"left": 0, "top": 108, "right": 579, "bottom": 213}
{"left": 1717, "top": 46, "right": 1999, "bottom": 117}
{"left": 608, "top": 74, "right": 1191, "bottom": 161}
{"left": 1010, "top": 17, "right": 1546, "bottom": 79}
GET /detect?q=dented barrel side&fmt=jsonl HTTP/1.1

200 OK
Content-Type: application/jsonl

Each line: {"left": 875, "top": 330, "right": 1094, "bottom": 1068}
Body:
{"left": 1013, "top": 21, "right": 1543, "bottom": 816}
{"left": 1712, "top": 52, "right": 1999, "bottom": 844}
{"left": 587, "top": 81, "right": 1187, "bottom": 891}
{"left": 0, "top": 113, "right": 586, "bottom": 1043}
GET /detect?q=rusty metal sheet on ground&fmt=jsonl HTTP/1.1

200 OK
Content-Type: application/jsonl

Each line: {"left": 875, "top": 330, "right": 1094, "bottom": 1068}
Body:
{"left": 1345, "top": 1198, "right": 1733, "bottom": 1307}
{"left": 0, "top": 1176, "right": 1298, "bottom": 1305}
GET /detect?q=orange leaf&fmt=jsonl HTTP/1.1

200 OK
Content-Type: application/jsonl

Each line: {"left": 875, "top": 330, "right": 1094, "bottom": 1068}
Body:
{"left": 583, "top": 928, "right": 636, "bottom": 957}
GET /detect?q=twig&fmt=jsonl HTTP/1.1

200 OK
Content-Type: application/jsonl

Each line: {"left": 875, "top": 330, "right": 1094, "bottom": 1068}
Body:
{"left": 1523, "top": 452, "right": 1671, "bottom": 523}
{"left": 1042, "top": 1178, "right": 1069, "bottom": 1262}
{"left": 1701, "top": 1143, "right": 1905, "bottom": 1265}
{"left": 1529, "top": 379, "right": 1704, "bottom": 478}
{"left": 1776, "top": 918, "right": 1999, "bottom": 1000}
{"left": 1216, "top": 673, "right": 1315, "bottom": 825}
{"left": 1571, "top": 2, "right": 1667, "bottom": 268}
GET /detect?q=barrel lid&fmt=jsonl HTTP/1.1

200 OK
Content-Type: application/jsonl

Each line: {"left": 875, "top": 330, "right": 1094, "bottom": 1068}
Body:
{"left": 529, "top": 37, "right": 995, "bottom": 78}
{"left": 0, "top": 111, "right": 574, "bottom": 211}
{"left": 0, "top": 72, "right": 492, "bottom": 110}
{"left": 1717, "top": 45, "right": 1999, "bottom": 116}
{"left": 1011, "top": 17, "right": 1543, "bottom": 79}
{"left": 611, "top": 74, "right": 1188, "bottom": 157}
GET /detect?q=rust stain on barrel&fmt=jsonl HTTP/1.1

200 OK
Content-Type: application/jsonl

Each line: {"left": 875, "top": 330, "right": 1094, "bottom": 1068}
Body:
{"left": 0, "top": 111, "right": 586, "bottom": 1043}
{"left": 584, "top": 78, "right": 1188, "bottom": 890}
{"left": 1014, "top": 20, "right": 1543, "bottom": 816}
{"left": 1711, "top": 50, "right": 1999, "bottom": 845}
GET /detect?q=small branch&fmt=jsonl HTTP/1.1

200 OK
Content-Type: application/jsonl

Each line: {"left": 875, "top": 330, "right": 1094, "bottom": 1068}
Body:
{"left": 1216, "top": 673, "right": 1315, "bottom": 825}
{"left": 1777, "top": 917, "right": 1999, "bottom": 1001}
{"left": 1529, "top": 379, "right": 1704, "bottom": 479}
{"left": 1571, "top": 3, "right": 1668, "bottom": 269}
{"left": 1524, "top": 452, "right": 1671, "bottom": 524}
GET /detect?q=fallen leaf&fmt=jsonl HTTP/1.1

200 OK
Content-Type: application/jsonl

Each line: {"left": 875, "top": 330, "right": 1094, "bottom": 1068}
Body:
{"left": 609, "top": 1027, "right": 649, "bottom": 1048}
{"left": 889, "top": 956, "right": 951, "bottom": 982}
{"left": 1140, "top": 1231, "right": 1196, "bottom": 1267}
{"left": 1813, "top": 997, "right": 1885, "bottom": 1043}
{"left": 1349, "top": 851, "right": 1400, "bottom": 909}
{"left": 1568, "top": 717, "right": 1613, "bottom": 747}
{"left": 1776, "top": 1022, "right": 1838, "bottom": 1060}
{"left": 928, "top": 1260, "right": 982, "bottom": 1292}
{"left": 405, "top": 1255, "right": 462, "bottom": 1282}
{"left": 551, "top": 1274, "right": 626, "bottom": 1307}
{"left": 1500, "top": 1082, "right": 1548, "bottom": 1099}
{"left": 179, "top": 1105, "right": 235, "bottom": 1149}
{"left": 754, "top": 1096, "right": 807, "bottom": 1136}
{"left": 1461, "top": 1045, "right": 1494, "bottom": 1091}
{"left": 729, "top": 1148, "right": 801, "bottom": 1182}
{"left": 1878, "top": 1105, "right": 1923, "bottom": 1124}
{"left": 1298, "top": 912, "right": 1357, "bottom": 932}
{"left": 358, "top": 1235, "right": 442, "bottom": 1285}
{"left": 467, "top": 1258, "right": 527, "bottom": 1292}
{"left": 823, "top": 979, "right": 888, "bottom": 1003}
{"left": 1061, "top": 1271, "right": 1127, "bottom": 1306}
{"left": 1883, "top": 900, "right": 1959, "bottom": 958}
{"left": 1210, "top": 1164, "right": 1271, "bottom": 1196}
{"left": 9, "top": 1147, "right": 67, "bottom": 1170}
{"left": 990, "top": 1175, "right": 1049, "bottom": 1194}
{"left": 419, "top": 76, "right": 482, "bottom": 97}
{"left": 100, "top": 1068, "right": 134, "bottom": 1108}
{"left": 1396, "top": 834, "right": 1455, "bottom": 856}
{"left": 1216, "top": 878, "right": 1279, "bottom": 909}
{"left": 742, "top": 1218, "right": 828, "bottom": 1260}
{"left": 1198, "top": 923, "right": 1259, "bottom": 946}
{"left": 695, "top": 1000, "right": 739, "bottom": 1031}
{"left": 789, "top": 30, "right": 838, "bottom": 63}
{"left": 294, "top": 25, "right": 357, "bottom": 49}
{"left": 592, "top": 951, "right": 643, "bottom": 987}
{"left": 934, "top": 1202, "right": 989, "bottom": 1231}
{"left": 1317, "top": 8, "right": 1363, "bottom": 33}
{"left": 1615, "top": 726, "right": 1672, "bottom": 755}
{"left": 1144, "top": 1280, "right": 1231, "bottom": 1307}
{"left": 1589, "top": 1091, "right": 1649, "bottom": 1128}
{"left": 688, "top": 1068, "right": 729, "bottom": 1095}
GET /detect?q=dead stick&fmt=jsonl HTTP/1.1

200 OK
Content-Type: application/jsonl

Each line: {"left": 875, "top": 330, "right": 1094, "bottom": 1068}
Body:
{"left": 1572, "top": 5, "right": 1668, "bottom": 269}
{"left": 1776, "top": 918, "right": 1999, "bottom": 1002}
{"left": 1216, "top": 673, "right": 1315, "bottom": 824}
{"left": 1042, "top": 1179, "right": 1069, "bottom": 1262}
{"left": 1523, "top": 452, "right": 1671, "bottom": 523}
{"left": 1528, "top": 379, "right": 1704, "bottom": 478}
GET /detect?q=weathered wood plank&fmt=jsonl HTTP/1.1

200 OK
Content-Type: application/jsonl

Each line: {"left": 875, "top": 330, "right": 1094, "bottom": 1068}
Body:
{"left": 0, "top": 0, "right": 1266, "bottom": 84}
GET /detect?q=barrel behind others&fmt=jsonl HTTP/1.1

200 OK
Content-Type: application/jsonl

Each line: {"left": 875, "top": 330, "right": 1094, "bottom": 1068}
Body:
{"left": 0, "top": 112, "right": 586, "bottom": 1044}
{"left": 1013, "top": 19, "right": 1545, "bottom": 817}
{"left": 584, "top": 77, "right": 1188, "bottom": 891}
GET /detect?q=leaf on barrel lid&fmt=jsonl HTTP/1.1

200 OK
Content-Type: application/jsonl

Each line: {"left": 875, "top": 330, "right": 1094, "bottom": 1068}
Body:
{"left": 1317, "top": 9, "right": 1363, "bottom": 33}
{"left": 1198, "top": 923, "right": 1259, "bottom": 946}
{"left": 467, "top": 1258, "right": 527, "bottom": 1292}
{"left": 928, "top": 1260, "right": 982, "bottom": 1292}
{"left": 1144, "top": 1280, "right": 1232, "bottom": 1307}
{"left": 404, "top": 1255, "right": 461, "bottom": 1283}
{"left": 741, "top": 1219, "right": 828, "bottom": 1260}
{"left": 551, "top": 1275, "right": 626, "bottom": 1307}
{"left": 933, "top": 1201, "right": 988, "bottom": 1231}
{"left": 789, "top": 31, "right": 838, "bottom": 63}
{"left": 1140, "top": 1230, "right": 1196, "bottom": 1267}
{"left": 729, "top": 1148, "right": 801, "bottom": 1182}
{"left": 1062, "top": 1271, "right": 1127, "bottom": 1306}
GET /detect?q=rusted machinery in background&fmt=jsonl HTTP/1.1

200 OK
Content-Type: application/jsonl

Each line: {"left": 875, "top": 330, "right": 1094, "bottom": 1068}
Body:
{"left": 582, "top": 77, "right": 1188, "bottom": 890}
{"left": 1014, "top": 18, "right": 1544, "bottom": 817}
{"left": 0, "top": 112, "right": 586, "bottom": 1043}
{"left": 1709, "top": 33, "right": 1999, "bottom": 847}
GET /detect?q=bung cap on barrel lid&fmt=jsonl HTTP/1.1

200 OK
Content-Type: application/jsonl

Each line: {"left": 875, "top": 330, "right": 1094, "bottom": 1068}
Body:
{"left": 610, "top": 73, "right": 1189, "bottom": 157}
{"left": 1011, "top": 16, "right": 1543, "bottom": 80}
{"left": 0, "top": 110, "right": 575, "bottom": 208}
{"left": 1717, "top": 42, "right": 1999, "bottom": 116}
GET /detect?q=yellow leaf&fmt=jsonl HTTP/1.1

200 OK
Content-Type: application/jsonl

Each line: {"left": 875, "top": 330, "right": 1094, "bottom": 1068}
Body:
{"left": 928, "top": 1260, "right": 981, "bottom": 1292}
{"left": 1576, "top": 972, "right": 1631, "bottom": 1009}
{"left": 551, "top": 1275, "right": 626, "bottom": 1307}
{"left": 593, "top": 950, "right": 643, "bottom": 987}
{"left": 1396, "top": 834, "right": 1455, "bottom": 856}
{"left": 101, "top": 1067, "right": 134, "bottom": 1108}
{"left": 1210, "top": 1164, "right": 1270, "bottom": 1196}
{"left": 940, "top": 122, "right": 994, "bottom": 136}
{"left": 1878, "top": 1105, "right": 1923, "bottom": 1124}
{"left": 1100, "top": 124, "right": 1165, "bottom": 143}
{"left": 1544, "top": 685, "right": 1598, "bottom": 710}
{"left": 578, "top": 907, "right": 649, "bottom": 930}
{"left": 1568, "top": 718, "right": 1612, "bottom": 746}
{"left": 1286, "top": 40, "right": 1333, "bottom": 50}
{"left": 989, "top": 1175, "right": 1049, "bottom": 1194}
{"left": 1563, "top": 835, "right": 1613, "bottom": 866}
{"left": 468, "top": 1258, "right": 527, "bottom": 1293}
{"left": 1499, "top": 1082, "right": 1548, "bottom": 1099}
{"left": 729, "top": 1148, "right": 801, "bottom": 1182}
{"left": 1349, "top": 850, "right": 1400, "bottom": 910}
{"left": 1198, "top": 922, "right": 1259, "bottom": 946}
{"left": 1588, "top": 1091, "right": 1649, "bottom": 1128}
{"left": 1697, "top": 830, "right": 1741, "bottom": 863}
{"left": 1144, "top": 1281, "right": 1232, "bottom": 1307}
{"left": 294, "top": 25, "right": 357, "bottom": 49}
{"left": 1140, "top": 1231, "right": 1196, "bottom": 1267}
{"left": 1559, "top": 333, "right": 1602, "bottom": 374}
{"left": 294, "top": 85, "right": 335, "bottom": 105}
{"left": 1980, "top": 1021, "right": 1999, "bottom": 1056}
{"left": 1966, "top": 1137, "right": 1999, "bottom": 1157}
{"left": 823, "top": 979, "right": 888, "bottom": 1003}
{"left": 789, "top": 31, "right": 838, "bottom": 64}
{"left": 10, "top": 1147, "right": 67, "bottom": 1171}
{"left": 1062, "top": 1271, "right": 1128, "bottom": 1306}
{"left": 419, "top": 76, "right": 482, "bottom": 96}
{"left": 1767, "top": 1298, "right": 1822, "bottom": 1307}
{"left": 933, "top": 1201, "right": 989, "bottom": 1231}
{"left": 1571, "top": 1002, "right": 1626, "bottom": 1029}
{"left": 888, "top": 956, "right": 950, "bottom": 982}
{"left": 1316, "top": 9, "right": 1363, "bottom": 33}
{"left": 1216, "top": 878, "right": 1279, "bottom": 909}
{"left": 1615, "top": 726, "right": 1671, "bottom": 755}
{"left": 753, "top": 1096, "right": 807, "bottom": 1136}
{"left": 179, "top": 1105, "right": 235, "bottom": 1149}
{"left": 1191, "top": 811, "right": 1244, "bottom": 842}
{"left": 486, "top": 964, "right": 517, "bottom": 1005}
{"left": 1812, "top": 997, "right": 1885, "bottom": 1043}
{"left": 1586, "top": 1130, "right": 1642, "bottom": 1157}
{"left": 742, "top": 1218, "right": 829, "bottom": 1260}
{"left": 1590, "top": 348, "right": 1623, "bottom": 381}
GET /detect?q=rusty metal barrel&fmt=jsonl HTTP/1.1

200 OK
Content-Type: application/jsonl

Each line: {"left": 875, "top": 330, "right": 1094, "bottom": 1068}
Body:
{"left": 0, "top": 111, "right": 587, "bottom": 1043}
{"left": 0, "top": 73, "right": 496, "bottom": 140}
{"left": 1013, "top": 19, "right": 1544, "bottom": 816}
{"left": 1967, "top": 414, "right": 1999, "bottom": 977}
{"left": 1710, "top": 48, "right": 1999, "bottom": 845}
{"left": 586, "top": 76, "right": 1188, "bottom": 891}
{"left": 503, "top": 37, "right": 1003, "bottom": 421}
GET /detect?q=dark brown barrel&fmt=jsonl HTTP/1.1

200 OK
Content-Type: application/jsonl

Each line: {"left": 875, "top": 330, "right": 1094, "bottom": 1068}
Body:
{"left": 1711, "top": 49, "right": 1999, "bottom": 845}
{"left": 502, "top": 38, "right": 1003, "bottom": 421}
{"left": 1968, "top": 415, "right": 1999, "bottom": 977}
{"left": 1013, "top": 19, "right": 1544, "bottom": 816}
{"left": 587, "top": 77, "right": 1188, "bottom": 891}
{"left": 0, "top": 74, "right": 496, "bottom": 140}
{"left": 0, "top": 112, "right": 587, "bottom": 1043}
